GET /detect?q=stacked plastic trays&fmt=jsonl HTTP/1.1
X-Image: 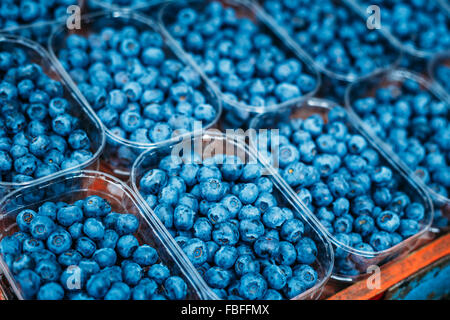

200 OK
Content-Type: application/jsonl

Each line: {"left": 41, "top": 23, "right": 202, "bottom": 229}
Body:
{"left": 428, "top": 51, "right": 450, "bottom": 94}
{"left": 158, "top": 0, "right": 320, "bottom": 129}
{"left": 249, "top": 98, "right": 433, "bottom": 281}
{"left": 349, "top": 0, "right": 450, "bottom": 72}
{"left": 251, "top": 0, "right": 401, "bottom": 101}
{"left": 48, "top": 10, "right": 222, "bottom": 177}
{"left": 345, "top": 70, "right": 449, "bottom": 229}
{"left": 0, "top": 35, "right": 105, "bottom": 200}
{"left": 131, "top": 133, "right": 334, "bottom": 299}
{"left": 0, "top": 170, "right": 214, "bottom": 300}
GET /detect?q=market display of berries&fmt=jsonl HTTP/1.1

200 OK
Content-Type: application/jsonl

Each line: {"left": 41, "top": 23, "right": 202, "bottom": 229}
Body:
{"left": 254, "top": 106, "right": 426, "bottom": 275}
{"left": 138, "top": 153, "right": 322, "bottom": 300}
{"left": 0, "top": 0, "right": 77, "bottom": 29}
{"left": 0, "top": 196, "right": 188, "bottom": 300}
{"left": 259, "top": 0, "right": 398, "bottom": 79}
{"left": 0, "top": 48, "right": 94, "bottom": 184}
{"left": 164, "top": 1, "right": 317, "bottom": 108}
{"left": 351, "top": 78, "right": 449, "bottom": 202}
{"left": 55, "top": 25, "right": 217, "bottom": 145}
{"left": 0, "top": 0, "right": 448, "bottom": 302}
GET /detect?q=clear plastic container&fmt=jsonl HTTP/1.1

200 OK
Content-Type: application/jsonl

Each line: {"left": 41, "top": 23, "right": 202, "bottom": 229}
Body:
{"left": 48, "top": 10, "right": 222, "bottom": 177}
{"left": 348, "top": 0, "right": 450, "bottom": 59}
{"left": 158, "top": 0, "right": 321, "bottom": 129}
{"left": 0, "top": 35, "right": 105, "bottom": 200}
{"left": 428, "top": 50, "right": 450, "bottom": 94}
{"left": 0, "top": 170, "right": 212, "bottom": 300}
{"left": 253, "top": 0, "right": 401, "bottom": 83}
{"left": 345, "top": 69, "right": 450, "bottom": 230}
{"left": 249, "top": 97, "right": 434, "bottom": 282}
{"left": 131, "top": 132, "right": 334, "bottom": 299}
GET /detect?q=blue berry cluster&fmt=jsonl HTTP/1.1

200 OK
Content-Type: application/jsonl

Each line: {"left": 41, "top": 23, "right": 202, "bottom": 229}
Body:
{"left": 352, "top": 79, "right": 449, "bottom": 203}
{"left": 0, "top": 0, "right": 76, "bottom": 29}
{"left": 166, "top": 1, "right": 317, "bottom": 108}
{"left": 358, "top": 0, "right": 449, "bottom": 54}
{"left": 261, "top": 107, "right": 425, "bottom": 275}
{"left": 0, "top": 48, "right": 93, "bottom": 184}
{"left": 434, "top": 61, "right": 450, "bottom": 93}
{"left": 56, "top": 27, "right": 217, "bottom": 145}
{"left": 138, "top": 154, "right": 322, "bottom": 300}
{"left": 0, "top": 196, "right": 188, "bottom": 300}
{"left": 260, "top": 0, "right": 398, "bottom": 79}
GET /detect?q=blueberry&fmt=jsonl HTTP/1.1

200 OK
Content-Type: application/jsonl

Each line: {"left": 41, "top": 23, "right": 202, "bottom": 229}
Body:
{"left": 122, "top": 261, "right": 143, "bottom": 286}
{"left": 105, "top": 282, "right": 131, "bottom": 300}
{"left": 76, "top": 237, "right": 97, "bottom": 258}
{"left": 16, "top": 209, "right": 36, "bottom": 232}
{"left": 116, "top": 235, "right": 139, "bottom": 259}
{"left": 369, "top": 231, "right": 392, "bottom": 251}
{"left": 46, "top": 230, "right": 72, "bottom": 255}
{"left": 182, "top": 238, "right": 208, "bottom": 266}
{"left": 86, "top": 273, "right": 111, "bottom": 299}
{"left": 30, "top": 215, "right": 56, "bottom": 240}
{"left": 56, "top": 205, "right": 83, "bottom": 227}
{"left": 148, "top": 263, "right": 170, "bottom": 284}
{"left": 35, "top": 259, "right": 61, "bottom": 282}
{"left": 164, "top": 276, "right": 187, "bottom": 300}
{"left": 295, "top": 237, "right": 317, "bottom": 264}
{"left": 16, "top": 270, "right": 41, "bottom": 299}
{"left": 37, "top": 282, "right": 64, "bottom": 300}
{"left": 238, "top": 272, "right": 267, "bottom": 300}
{"left": 116, "top": 214, "right": 139, "bottom": 236}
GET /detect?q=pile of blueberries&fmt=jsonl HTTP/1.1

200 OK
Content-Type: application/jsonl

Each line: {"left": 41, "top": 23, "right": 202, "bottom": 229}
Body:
{"left": 56, "top": 27, "right": 217, "bottom": 145}
{"left": 435, "top": 61, "right": 450, "bottom": 93}
{"left": 352, "top": 79, "right": 449, "bottom": 214}
{"left": 260, "top": 0, "right": 398, "bottom": 78}
{"left": 0, "top": 49, "right": 93, "bottom": 184}
{"left": 138, "top": 153, "right": 321, "bottom": 300}
{"left": 166, "top": 1, "right": 317, "bottom": 110}
{"left": 258, "top": 106, "right": 425, "bottom": 275}
{"left": 358, "top": 0, "right": 449, "bottom": 53}
{"left": 0, "top": 196, "right": 188, "bottom": 300}
{"left": 0, "top": 0, "right": 76, "bottom": 30}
